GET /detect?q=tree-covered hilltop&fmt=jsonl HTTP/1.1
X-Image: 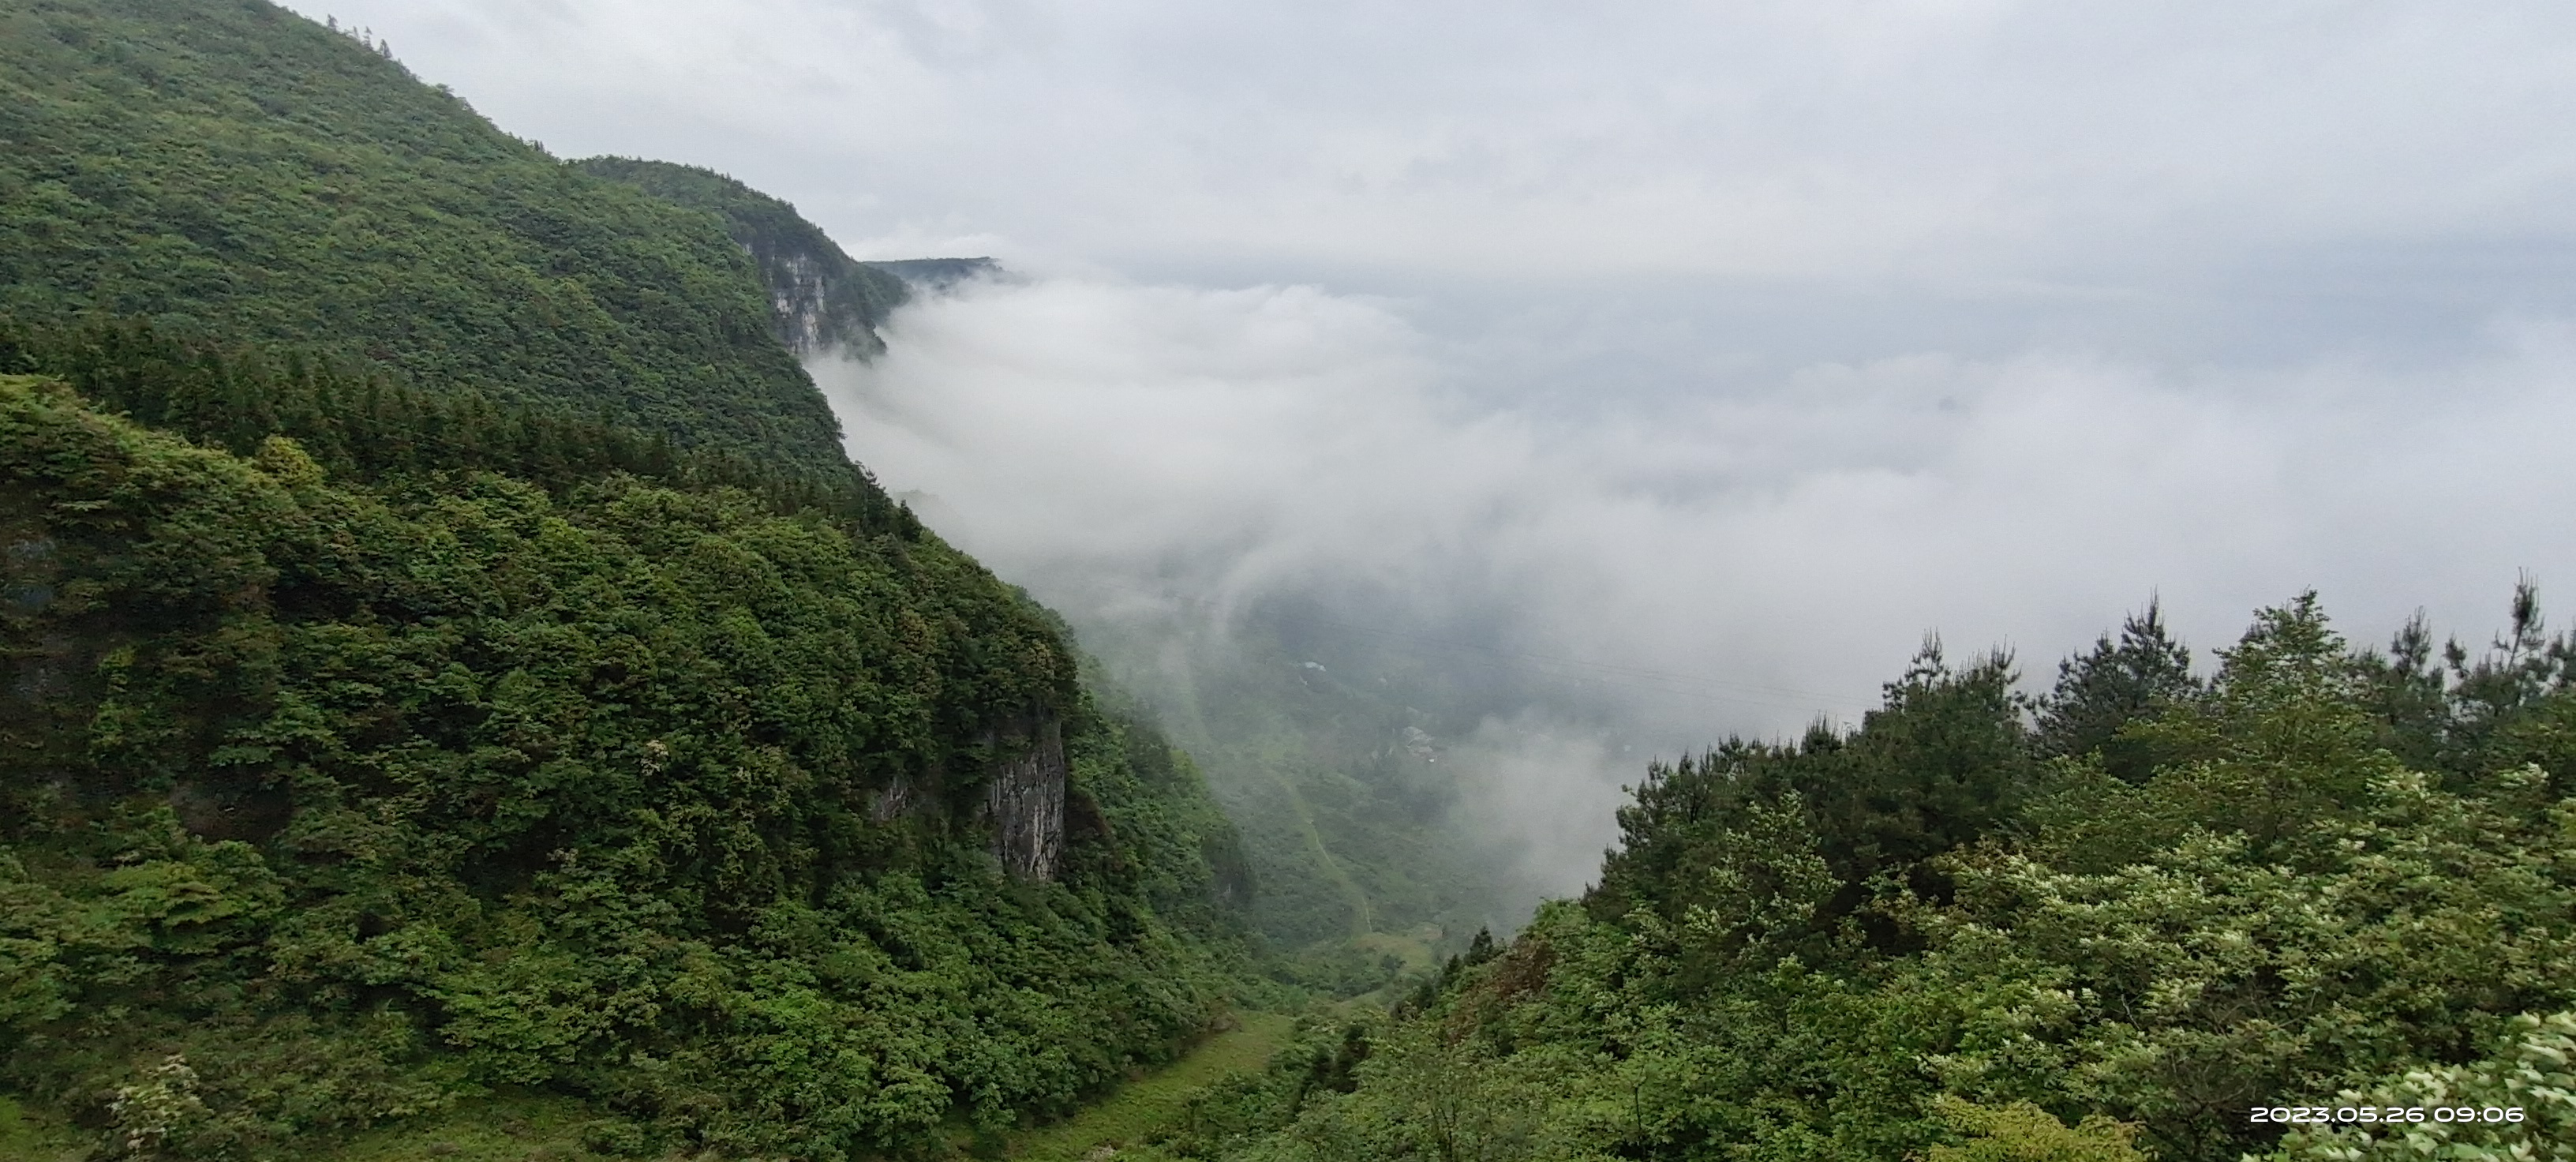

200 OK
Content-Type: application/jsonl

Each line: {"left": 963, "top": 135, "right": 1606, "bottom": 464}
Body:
{"left": 571, "top": 159, "right": 915, "bottom": 362}
{"left": 0, "top": 362, "right": 1252, "bottom": 1159}
{"left": 1164, "top": 596, "right": 2576, "bottom": 1162}
{"left": 0, "top": 0, "right": 846, "bottom": 471}
{"left": 0, "top": 317, "right": 918, "bottom": 540}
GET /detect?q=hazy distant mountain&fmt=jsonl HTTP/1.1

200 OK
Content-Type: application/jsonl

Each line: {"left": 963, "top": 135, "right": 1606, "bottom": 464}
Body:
{"left": 869, "top": 256, "right": 1007, "bottom": 291}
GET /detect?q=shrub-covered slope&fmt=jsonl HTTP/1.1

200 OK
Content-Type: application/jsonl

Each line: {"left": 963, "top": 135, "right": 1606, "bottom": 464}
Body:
{"left": 1191, "top": 598, "right": 2576, "bottom": 1162}
{"left": 0, "top": 370, "right": 1250, "bottom": 1159}
{"left": 0, "top": 0, "right": 845, "bottom": 470}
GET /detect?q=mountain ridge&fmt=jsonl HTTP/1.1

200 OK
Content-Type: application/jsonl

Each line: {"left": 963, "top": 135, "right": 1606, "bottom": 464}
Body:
{"left": 0, "top": 0, "right": 842, "bottom": 470}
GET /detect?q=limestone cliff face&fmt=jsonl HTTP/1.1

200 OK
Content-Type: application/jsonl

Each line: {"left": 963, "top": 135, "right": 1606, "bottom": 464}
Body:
{"left": 571, "top": 158, "right": 910, "bottom": 359}
{"left": 859, "top": 714, "right": 1069, "bottom": 881}
{"left": 735, "top": 230, "right": 908, "bottom": 360}
{"left": 985, "top": 716, "right": 1068, "bottom": 882}
{"left": 573, "top": 160, "right": 1010, "bottom": 365}
{"left": 764, "top": 250, "right": 863, "bottom": 358}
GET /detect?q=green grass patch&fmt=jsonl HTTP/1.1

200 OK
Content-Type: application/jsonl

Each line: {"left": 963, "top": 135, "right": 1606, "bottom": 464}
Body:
{"left": 1348, "top": 927, "right": 1440, "bottom": 973}
{"left": 280, "top": 1093, "right": 625, "bottom": 1162}
{"left": 1010, "top": 1012, "right": 1297, "bottom": 1162}
{"left": 0, "top": 1096, "right": 88, "bottom": 1162}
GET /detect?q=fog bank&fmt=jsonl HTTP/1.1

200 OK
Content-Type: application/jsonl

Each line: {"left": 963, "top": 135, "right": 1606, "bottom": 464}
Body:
{"left": 813, "top": 275, "right": 2576, "bottom": 899}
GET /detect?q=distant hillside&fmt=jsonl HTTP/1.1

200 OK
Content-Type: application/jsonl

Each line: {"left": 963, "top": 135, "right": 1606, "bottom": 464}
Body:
{"left": 1064, "top": 596, "right": 1526, "bottom": 1005}
{"left": 870, "top": 257, "right": 1005, "bottom": 290}
{"left": 0, "top": 0, "right": 844, "bottom": 470}
{"left": 572, "top": 158, "right": 913, "bottom": 359}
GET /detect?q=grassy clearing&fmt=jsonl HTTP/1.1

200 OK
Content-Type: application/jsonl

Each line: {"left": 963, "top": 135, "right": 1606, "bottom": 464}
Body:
{"left": 1009, "top": 1012, "right": 1297, "bottom": 1162}
{"left": 2, "top": 1019, "right": 1303, "bottom": 1162}
{"left": 283, "top": 1093, "right": 621, "bottom": 1162}
{"left": 0, "top": 1096, "right": 88, "bottom": 1162}
{"left": 1349, "top": 928, "right": 1440, "bottom": 973}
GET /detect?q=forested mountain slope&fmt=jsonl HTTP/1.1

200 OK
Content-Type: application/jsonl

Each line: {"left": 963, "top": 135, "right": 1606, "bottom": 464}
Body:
{"left": 0, "top": 0, "right": 844, "bottom": 470}
{"left": 0, "top": 369, "right": 1247, "bottom": 1160}
{"left": 567, "top": 156, "right": 1489, "bottom": 994}
{"left": 17, "top": 3, "right": 2569, "bottom": 1161}
{"left": 0, "top": 2, "right": 1259, "bottom": 1158}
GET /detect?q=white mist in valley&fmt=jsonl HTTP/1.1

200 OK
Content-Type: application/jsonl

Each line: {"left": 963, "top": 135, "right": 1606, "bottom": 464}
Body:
{"left": 308, "top": 0, "right": 2576, "bottom": 916}
{"left": 812, "top": 275, "right": 2576, "bottom": 907}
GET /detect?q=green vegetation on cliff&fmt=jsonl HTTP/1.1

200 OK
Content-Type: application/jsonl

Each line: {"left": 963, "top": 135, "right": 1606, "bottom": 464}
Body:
{"left": 0, "top": 317, "right": 915, "bottom": 539}
{"left": 572, "top": 158, "right": 913, "bottom": 361}
{"left": 0, "top": 0, "right": 844, "bottom": 470}
{"left": 0, "top": 366, "right": 1248, "bottom": 1160}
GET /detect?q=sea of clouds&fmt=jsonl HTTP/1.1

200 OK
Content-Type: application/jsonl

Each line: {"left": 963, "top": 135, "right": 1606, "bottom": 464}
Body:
{"left": 812, "top": 273, "right": 2576, "bottom": 898}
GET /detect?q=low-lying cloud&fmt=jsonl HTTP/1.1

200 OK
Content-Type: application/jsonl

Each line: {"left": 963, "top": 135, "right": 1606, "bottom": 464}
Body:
{"left": 812, "top": 275, "right": 2576, "bottom": 898}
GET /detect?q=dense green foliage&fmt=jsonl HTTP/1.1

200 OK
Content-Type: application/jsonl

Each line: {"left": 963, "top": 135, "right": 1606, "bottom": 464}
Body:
{"left": 0, "top": 317, "right": 918, "bottom": 538}
{"left": 0, "top": 0, "right": 846, "bottom": 470}
{"left": 572, "top": 158, "right": 913, "bottom": 360}
{"left": 1200, "top": 595, "right": 2576, "bottom": 1162}
{"left": 0, "top": 369, "right": 1250, "bottom": 1160}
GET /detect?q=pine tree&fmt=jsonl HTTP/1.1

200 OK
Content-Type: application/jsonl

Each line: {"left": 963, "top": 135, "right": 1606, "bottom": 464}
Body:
{"left": 2034, "top": 598, "right": 2197, "bottom": 782}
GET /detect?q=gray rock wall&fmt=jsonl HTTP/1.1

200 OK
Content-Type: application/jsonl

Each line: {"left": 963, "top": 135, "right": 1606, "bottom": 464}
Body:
{"left": 986, "top": 716, "right": 1067, "bottom": 882}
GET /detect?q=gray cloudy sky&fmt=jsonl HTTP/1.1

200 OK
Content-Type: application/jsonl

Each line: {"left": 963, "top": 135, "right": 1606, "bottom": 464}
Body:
{"left": 300, "top": 1, "right": 2576, "bottom": 303}
{"left": 296, "top": 1, "right": 2576, "bottom": 890}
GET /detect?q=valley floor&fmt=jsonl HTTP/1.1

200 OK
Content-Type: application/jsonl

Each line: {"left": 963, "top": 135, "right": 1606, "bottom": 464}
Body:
{"left": 1006, "top": 1012, "right": 1296, "bottom": 1162}
{"left": 0, "top": 1014, "right": 1302, "bottom": 1162}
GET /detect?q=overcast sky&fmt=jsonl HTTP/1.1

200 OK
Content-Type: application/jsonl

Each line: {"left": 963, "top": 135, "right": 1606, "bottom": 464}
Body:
{"left": 293, "top": 2, "right": 2576, "bottom": 886}
{"left": 298, "top": 1, "right": 2576, "bottom": 324}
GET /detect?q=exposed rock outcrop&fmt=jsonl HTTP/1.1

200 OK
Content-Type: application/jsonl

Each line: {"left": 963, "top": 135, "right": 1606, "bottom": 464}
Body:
{"left": 571, "top": 157, "right": 911, "bottom": 359}
{"left": 869, "top": 772, "right": 917, "bottom": 824}
{"left": 986, "top": 716, "right": 1068, "bottom": 882}
{"left": 572, "top": 159, "right": 1013, "bottom": 364}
